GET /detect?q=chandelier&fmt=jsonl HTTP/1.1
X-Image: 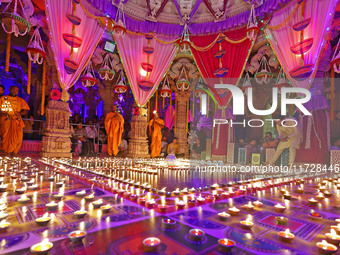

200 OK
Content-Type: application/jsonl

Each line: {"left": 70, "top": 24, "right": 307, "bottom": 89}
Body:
{"left": 113, "top": 0, "right": 127, "bottom": 37}
{"left": 26, "top": 28, "right": 46, "bottom": 64}
{"left": 98, "top": 54, "right": 115, "bottom": 81}
{"left": 255, "top": 56, "right": 273, "bottom": 84}
{"left": 114, "top": 71, "right": 128, "bottom": 93}
{"left": 80, "top": 62, "right": 97, "bottom": 87}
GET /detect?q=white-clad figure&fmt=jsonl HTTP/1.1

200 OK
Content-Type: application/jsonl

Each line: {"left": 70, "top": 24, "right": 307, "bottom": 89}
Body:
{"left": 268, "top": 117, "right": 302, "bottom": 166}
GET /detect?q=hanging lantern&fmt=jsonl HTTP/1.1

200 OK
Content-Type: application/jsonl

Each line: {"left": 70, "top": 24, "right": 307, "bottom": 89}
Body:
{"left": 98, "top": 54, "right": 115, "bottom": 81}
{"left": 114, "top": 71, "right": 128, "bottom": 93}
{"left": 179, "top": 23, "right": 191, "bottom": 53}
{"left": 290, "top": 38, "right": 313, "bottom": 55}
{"left": 176, "top": 66, "right": 190, "bottom": 91}
{"left": 255, "top": 56, "right": 273, "bottom": 84}
{"left": 213, "top": 67, "right": 229, "bottom": 78}
{"left": 0, "top": 0, "right": 31, "bottom": 37}
{"left": 274, "top": 68, "right": 289, "bottom": 93}
{"left": 143, "top": 46, "right": 154, "bottom": 54}
{"left": 331, "top": 38, "right": 340, "bottom": 73}
{"left": 160, "top": 76, "right": 171, "bottom": 98}
{"left": 216, "top": 34, "right": 226, "bottom": 44}
{"left": 64, "top": 58, "right": 79, "bottom": 74}
{"left": 63, "top": 33, "right": 83, "bottom": 48}
{"left": 25, "top": 28, "right": 46, "bottom": 64}
{"left": 214, "top": 50, "right": 226, "bottom": 59}
{"left": 292, "top": 18, "right": 311, "bottom": 31}
{"left": 80, "top": 62, "right": 97, "bottom": 87}
{"left": 289, "top": 64, "right": 314, "bottom": 81}
{"left": 66, "top": 13, "right": 82, "bottom": 26}
{"left": 138, "top": 80, "right": 154, "bottom": 91}
{"left": 246, "top": 4, "right": 259, "bottom": 41}
{"left": 113, "top": 1, "right": 127, "bottom": 37}
{"left": 141, "top": 63, "right": 154, "bottom": 73}
{"left": 195, "top": 77, "right": 206, "bottom": 97}
{"left": 241, "top": 72, "right": 252, "bottom": 96}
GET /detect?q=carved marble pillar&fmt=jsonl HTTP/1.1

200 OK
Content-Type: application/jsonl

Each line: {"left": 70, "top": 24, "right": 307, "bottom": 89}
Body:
{"left": 174, "top": 89, "right": 190, "bottom": 157}
{"left": 41, "top": 100, "right": 72, "bottom": 158}
{"left": 128, "top": 114, "right": 150, "bottom": 158}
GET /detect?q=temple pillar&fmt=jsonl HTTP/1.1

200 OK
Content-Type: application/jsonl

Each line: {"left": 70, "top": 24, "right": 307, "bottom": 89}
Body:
{"left": 128, "top": 114, "right": 150, "bottom": 158}
{"left": 41, "top": 100, "right": 72, "bottom": 158}
{"left": 174, "top": 90, "right": 190, "bottom": 157}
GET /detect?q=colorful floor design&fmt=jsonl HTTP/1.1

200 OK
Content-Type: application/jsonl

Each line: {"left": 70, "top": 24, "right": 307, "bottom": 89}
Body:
{"left": 1, "top": 159, "right": 340, "bottom": 254}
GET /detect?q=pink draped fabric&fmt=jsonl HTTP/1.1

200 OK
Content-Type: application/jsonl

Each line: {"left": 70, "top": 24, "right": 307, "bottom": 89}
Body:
{"left": 165, "top": 105, "right": 176, "bottom": 130}
{"left": 115, "top": 33, "right": 177, "bottom": 107}
{"left": 19, "top": 141, "right": 42, "bottom": 152}
{"left": 45, "top": 0, "right": 105, "bottom": 92}
{"left": 211, "top": 108, "right": 235, "bottom": 157}
{"left": 265, "top": 0, "right": 337, "bottom": 88}
{"left": 296, "top": 110, "right": 329, "bottom": 164}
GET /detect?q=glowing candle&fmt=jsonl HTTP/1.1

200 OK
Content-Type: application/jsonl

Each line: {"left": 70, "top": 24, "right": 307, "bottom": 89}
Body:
{"left": 142, "top": 237, "right": 161, "bottom": 252}
{"left": 218, "top": 238, "right": 235, "bottom": 252}
{"left": 30, "top": 239, "right": 53, "bottom": 254}
{"left": 274, "top": 203, "right": 286, "bottom": 213}
{"left": 228, "top": 207, "right": 240, "bottom": 216}
{"left": 218, "top": 212, "right": 231, "bottom": 221}
{"left": 0, "top": 219, "right": 10, "bottom": 232}
{"left": 278, "top": 229, "right": 295, "bottom": 243}
{"left": 316, "top": 240, "right": 338, "bottom": 254}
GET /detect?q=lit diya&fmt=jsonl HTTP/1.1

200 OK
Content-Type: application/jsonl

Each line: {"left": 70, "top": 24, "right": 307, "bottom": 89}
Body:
{"left": 274, "top": 203, "right": 286, "bottom": 213}
{"left": 309, "top": 210, "right": 322, "bottom": 220}
{"left": 331, "top": 224, "right": 340, "bottom": 235}
{"left": 46, "top": 201, "right": 58, "bottom": 212}
{"left": 74, "top": 209, "right": 87, "bottom": 219}
{"left": 283, "top": 192, "right": 292, "bottom": 200}
{"left": 138, "top": 197, "right": 147, "bottom": 205}
{"left": 92, "top": 199, "right": 103, "bottom": 209}
{"left": 16, "top": 187, "right": 26, "bottom": 194}
{"left": 53, "top": 193, "right": 63, "bottom": 201}
{"left": 218, "top": 211, "right": 231, "bottom": 221}
{"left": 0, "top": 219, "right": 10, "bottom": 232}
{"left": 325, "top": 229, "right": 340, "bottom": 246}
{"left": 18, "top": 194, "right": 30, "bottom": 204}
{"left": 146, "top": 199, "right": 156, "bottom": 209}
{"left": 55, "top": 182, "right": 64, "bottom": 188}
{"left": 278, "top": 228, "right": 295, "bottom": 243}
{"left": 240, "top": 217, "right": 254, "bottom": 230}
{"left": 100, "top": 204, "right": 112, "bottom": 213}
{"left": 316, "top": 240, "right": 338, "bottom": 255}
{"left": 218, "top": 238, "right": 235, "bottom": 252}
{"left": 275, "top": 216, "right": 289, "bottom": 225}
{"left": 84, "top": 193, "right": 95, "bottom": 202}
{"left": 308, "top": 198, "right": 318, "bottom": 206}
{"left": 30, "top": 239, "right": 53, "bottom": 255}
{"left": 176, "top": 200, "right": 186, "bottom": 209}
{"left": 296, "top": 187, "right": 304, "bottom": 194}
{"left": 228, "top": 207, "right": 240, "bottom": 216}
{"left": 243, "top": 201, "right": 255, "bottom": 211}
{"left": 48, "top": 176, "right": 55, "bottom": 182}
{"left": 316, "top": 193, "right": 325, "bottom": 200}
{"left": 189, "top": 229, "right": 205, "bottom": 241}
{"left": 142, "top": 237, "right": 161, "bottom": 253}
{"left": 0, "top": 211, "right": 8, "bottom": 221}
{"left": 158, "top": 204, "right": 168, "bottom": 213}
{"left": 76, "top": 190, "right": 86, "bottom": 197}
{"left": 197, "top": 195, "right": 206, "bottom": 204}
{"left": 323, "top": 191, "right": 332, "bottom": 197}
{"left": 68, "top": 230, "right": 87, "bottom": 243}
{"left": 253, "top": 200, "right": 263, "bottom": 208}
{"left": 162, "top": 218, "right": 176, "bottom": 229}
{"left": 35, "top": 213, "right": 51, "bottom": 226}
{"left": 130, "top": 194, "right": 138, "bottom": 201}
{"left": 188, "top": 196, "right": 197, "bottom": 206}
{"left": 0, "top": 184, "right": 8, "bottom": 192}
{"left": 28, "top": 184, "right": 38, "bottom": 191}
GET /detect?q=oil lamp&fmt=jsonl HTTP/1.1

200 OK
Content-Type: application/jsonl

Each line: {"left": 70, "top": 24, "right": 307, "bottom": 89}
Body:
{"left": 278, "top": 229, "right": 295, "bottom": 243}
{"left": 68, "top": 230, "right": 87, "bottom": 243}
{"left": 30, "top": 239, "right": 53, "bottom": 255}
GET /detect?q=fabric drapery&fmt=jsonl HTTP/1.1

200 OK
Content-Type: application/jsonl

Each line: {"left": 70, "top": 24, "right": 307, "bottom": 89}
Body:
{"left": 115, "top": 33, "right": 177, "bottom": 107}
{"left": 211, "top": 108, "right": 235, "bottom": 157}
{"left": 265, "top": 0, "right": 337, "bottom": 89}
{"left": 85, "top": 0, "right": 290, "bottom": 36}
{"left": 190, "top": 27, "right": 253, "bottom": 108}
{"left": 165, "top": 105, "right": 175, "bottom": 130}
{"left": 45, "top": 0, "right": 105, "bottom": 95}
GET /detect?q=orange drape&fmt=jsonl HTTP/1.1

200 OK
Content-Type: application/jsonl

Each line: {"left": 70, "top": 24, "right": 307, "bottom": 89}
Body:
{"left": 149, "top": 118, "right": 164, "bottom": 157}
{"left": 105, "top": 112, "right": 124, "bottom": 156}
{"left": 0, "top": 96, "right": 30, "bottom": 154}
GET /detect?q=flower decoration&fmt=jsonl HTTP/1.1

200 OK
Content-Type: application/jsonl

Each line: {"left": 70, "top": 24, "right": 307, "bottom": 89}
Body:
{"left": 134, "top": 107, "right": 140, "bottom": 115}
{"left": 50, "top": 89, "right": 62, "bottom": 101}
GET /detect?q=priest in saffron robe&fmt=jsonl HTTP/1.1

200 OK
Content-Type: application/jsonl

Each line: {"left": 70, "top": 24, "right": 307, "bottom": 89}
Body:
{"left": 149, "top": 111, "right": 165, "bottom": 158}
{"left": 0, "top": 86, "right": 30, "bottom": 155}
{"left": 105, "top": 105, "right": 124, "bottom": 156}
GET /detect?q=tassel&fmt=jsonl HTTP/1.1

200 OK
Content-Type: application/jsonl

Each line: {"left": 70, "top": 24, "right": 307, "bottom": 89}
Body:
{"left": 186, "top": 97, "right": 189, "bottom": 134}
{"left": 41, "top": 60, "right": 46, "bottom": 116}
{"left": 155, "top": 89, "right": 158, "bottom": 112}
{"left": 175, "top": 96, "right": 177, "bottom": 133}
{"left": 331, "top": 68, "right": 335, "bottom": 121}
{"left": 5, "top": 33, "right": 11, "bottom": 72}
{"left": 162, "top": 97, "right": 164, "bottom": 109}
{"left": 27, "top": 60, "right": 32, "bottom": 94}
{"left": 170, "top": 92, "right": 172, "bottom": 120}
{"left": 148, "top": 100, "right": 150, "bottom": 121}
{"left": 207, "top": 95, "right": 209, "bottom": 118}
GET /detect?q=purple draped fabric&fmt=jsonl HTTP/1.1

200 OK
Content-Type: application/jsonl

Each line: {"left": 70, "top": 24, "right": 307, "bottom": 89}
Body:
{"left": 85, "top": 0, "right": 291, "bottom": 36}
{"left": 173, "top": 0, "right": 202, "bottom": 21}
